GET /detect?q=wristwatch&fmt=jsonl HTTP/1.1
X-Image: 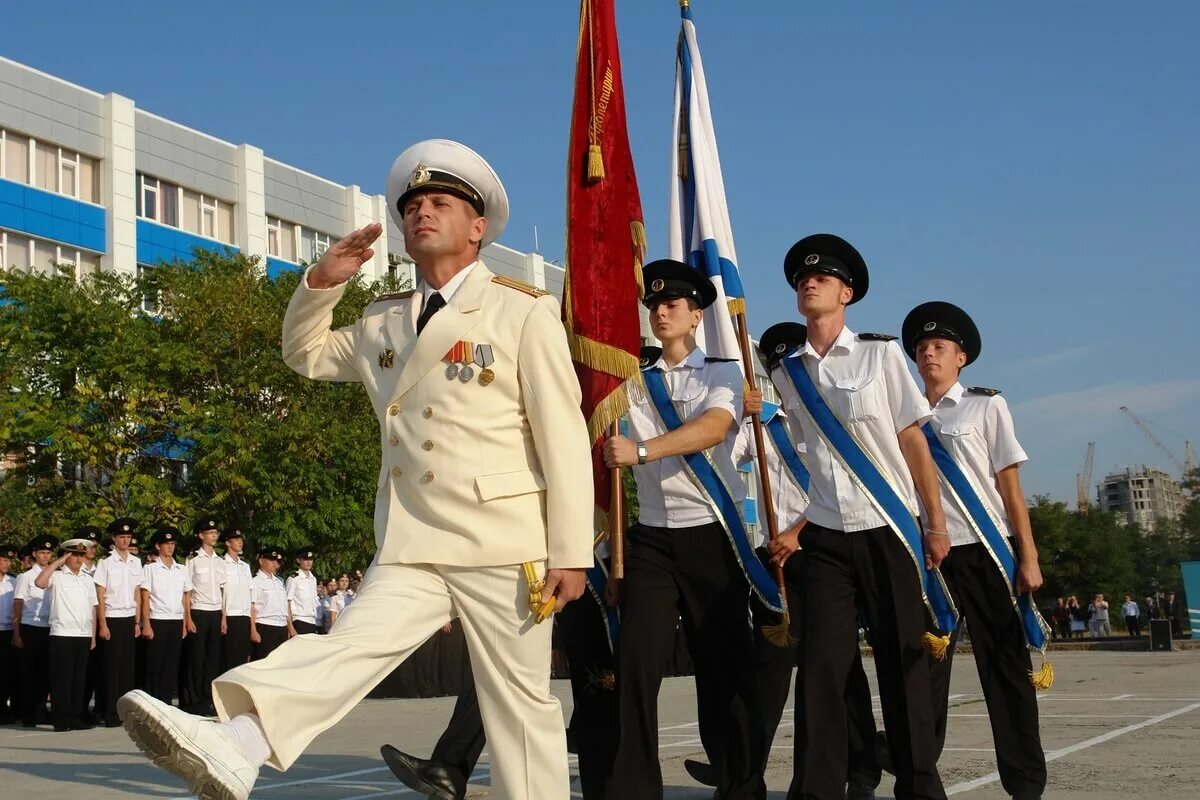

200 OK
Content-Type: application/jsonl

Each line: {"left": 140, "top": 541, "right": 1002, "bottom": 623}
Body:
{"left": 636, "top": 441, "right": 648, "bottom": 465}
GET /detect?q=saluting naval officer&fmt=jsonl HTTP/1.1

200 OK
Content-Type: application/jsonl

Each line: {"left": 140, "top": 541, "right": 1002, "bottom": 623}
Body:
{"left": 117, "top": 139, "right": 593, "bottom": 800}
{"left": 901, "top": 302, "right": 1047, "bottom": 800}
{"left": 95, "top": 518, "right": 143, "bottom": 727}
{"left": 284, "top": 546, "right": 320, "bottom": 636}
{"left": 602, "top": 261, "right": 775, "bottom": 800}
{"left": 767, "top": 235, "right": 953, "bottom": 800}
{"left": 34, "top": 536, "right": 99, "bottom": 731}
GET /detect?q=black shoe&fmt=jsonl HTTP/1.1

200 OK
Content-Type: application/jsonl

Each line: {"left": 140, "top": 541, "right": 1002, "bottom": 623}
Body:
{"left": 874, "top": 731, "right": 894, "bottom": 776}
{"left": 683, "top": 758, "right": 718, "bottom": 787}
{"left": 54, "top": 724, "right": 71, "bottom": 732}
{"left": 1012, "top": 793, "right": 1043, "bottom": 800}
{"left": 380, "top": 744, "right": 466, "bottom": 800}
{"left": 70, "top": 721, "right": 96, "bottom": 731}
{"left": 103, "top": 717, "right": 123, "bottom": 728}
{"left": 21, "top": 720, "right": 37, "bottom": 728}
{"left": 847, "top": 782, "right": 877, "bottom": 800}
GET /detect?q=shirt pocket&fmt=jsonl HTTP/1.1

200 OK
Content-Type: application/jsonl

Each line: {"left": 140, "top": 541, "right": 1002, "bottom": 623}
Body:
{"left": 671, "top": 372, "right": 709, "bottom": 418}
{"left": 834, "top": 374, "right": 880, "bottom": 422}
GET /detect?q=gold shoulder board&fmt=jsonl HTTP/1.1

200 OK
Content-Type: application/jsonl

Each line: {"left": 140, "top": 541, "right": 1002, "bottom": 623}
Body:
{"left": 491, "top": 275, "right": 547, "bottom": 298}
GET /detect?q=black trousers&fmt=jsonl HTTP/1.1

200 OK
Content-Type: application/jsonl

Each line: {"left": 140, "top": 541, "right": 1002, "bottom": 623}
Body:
{"left": 293, "top": 620, "right": 319, "bottom": 636}
{"left": 606, "top": 521, "right": 766, "bottom": 800}
{"left": 19, "top": 624, "right": 51, "bottom": 725}
{"left": 1125, "top": 615, "right": 1141, "bottom": 637}
{"left": 222, "top": 616, "right": 251, "bottom": 672}
{"left": 101, "top": 617, "right": 137, "bottom": 724}
{"left": 743, "top": 549, "right": 880, "bottom": 798}
{"left": 0, "top": 629, "right": 17, "bottom": 719}
{"left": 560, "top": 586, "right": 620, "bottom": 800}
{"left": 49, "top": 635, "right": 91, "bottom": 729}
{"left": 253, "top": 624, "right": 288, "bottom": 661}
{"left": 800, "top": 525, "right": 944, "bottom": 800}
{"left": 186, "top": 609, "right": 222, "bottom": 710}
{"left": 930, "top": 543, "right": 1045, "bottom": 797}
{"left": 145, "top": 619, "right": 183, "bottom": 705}
{"left": 431, "top": 670, "right": 487, "bottom": 780}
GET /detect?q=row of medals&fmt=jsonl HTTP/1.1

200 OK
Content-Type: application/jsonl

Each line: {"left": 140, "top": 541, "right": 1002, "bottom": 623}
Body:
{"left": 445, "top": 341, "right": 496, "bottom": 386}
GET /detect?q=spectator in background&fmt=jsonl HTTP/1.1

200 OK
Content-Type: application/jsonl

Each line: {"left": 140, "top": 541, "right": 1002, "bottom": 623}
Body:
{"left": 1145, "top": 595, "right": 1159, "bottom": 621}
{"left": 1166, "top": 592, "right": 1185, "bottom": 636}
{"left": 1067, "top": 596, "right": 1086, "bottom": 638}
{"left": 1091, "top": 594, "right": 1111, "bottom": 638}
{"left": 1052, "top": 598, "right": 1070, "bottom": 640}
{"left": 1121, "top": 595, "right": 1140, "bottom": 637}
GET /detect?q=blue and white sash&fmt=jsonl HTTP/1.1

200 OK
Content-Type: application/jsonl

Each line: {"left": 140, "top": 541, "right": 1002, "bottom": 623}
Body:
{"left": 585, "top": 553, "right": 621, "bottom": 652}
{"left": 921, "top": 422, "right": 1051, "bottom": 652}
{"left": 765, "top": 413, "right": 811, "bottom": 494}
{"left": 779, "top": 355, "right": 958, "bottom": 634}
{"left": 642, "top": 368, "right": 783, "bottom": 611}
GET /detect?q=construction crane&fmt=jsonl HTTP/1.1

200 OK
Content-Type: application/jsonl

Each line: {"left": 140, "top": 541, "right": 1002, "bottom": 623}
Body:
{"left": 1119, "top": 406, "right": 1187, "bottom": 474}
{"left": 1077, "top": 441, "right": 1095, "bottom": 514}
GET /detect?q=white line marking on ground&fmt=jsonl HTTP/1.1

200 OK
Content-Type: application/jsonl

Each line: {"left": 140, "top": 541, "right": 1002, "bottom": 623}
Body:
{"left": 1110, "top": 693, "right": 1134, "bottom": 700}
{"left": 951, "top": 713, "right": 1153, "bottom": 719}
{"left": 945, "top": 701, "right": 1200, "bottom": 795}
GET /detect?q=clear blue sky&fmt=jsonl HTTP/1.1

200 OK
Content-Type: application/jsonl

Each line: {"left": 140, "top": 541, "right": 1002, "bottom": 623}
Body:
{"left": 6, "top": 1, "right": 1198, "bottom": 504}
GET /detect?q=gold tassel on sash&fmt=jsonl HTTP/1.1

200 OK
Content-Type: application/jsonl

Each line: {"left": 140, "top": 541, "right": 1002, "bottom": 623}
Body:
{"left": 922, "top": 631, "right": 952, "bottom": 661}
{"left": 1030, "top": 651, "right": 1055, "bottom": 690}
{"left": 522, "top": 562, "right": 557, "bottom": 623}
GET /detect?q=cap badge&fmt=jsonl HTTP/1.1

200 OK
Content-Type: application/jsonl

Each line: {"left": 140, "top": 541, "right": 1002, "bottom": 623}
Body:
{"left": 651, "top": 278, "right": 665, "bottom": 292}
{"left": 804, "top": 254, "right": 820, "bottom": 266}
{"left": 774, "top": 343, "right": 788, "bottom": 354}
{"left": 409, "top": 162, "right": 431, "bottom": 188}
{"left": 923, "top": 321, "right": 938, "bottom": 332}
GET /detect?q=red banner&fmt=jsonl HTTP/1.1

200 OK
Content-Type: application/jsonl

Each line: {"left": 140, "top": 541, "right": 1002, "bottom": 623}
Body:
{"left": 563, "top": 0, "right": 645, "bottom": 529}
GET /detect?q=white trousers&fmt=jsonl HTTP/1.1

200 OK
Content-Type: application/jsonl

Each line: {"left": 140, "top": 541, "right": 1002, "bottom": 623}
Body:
{"left": 212, "top": 560, "right": 568, "bottom": 800}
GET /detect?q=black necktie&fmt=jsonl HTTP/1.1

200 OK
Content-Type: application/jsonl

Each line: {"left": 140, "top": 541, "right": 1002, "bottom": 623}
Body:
{"left": 416, "top": 291, "right": 446, "bottom": 335}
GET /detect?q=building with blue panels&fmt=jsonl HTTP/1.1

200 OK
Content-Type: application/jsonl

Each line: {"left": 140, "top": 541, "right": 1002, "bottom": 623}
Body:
{"left": 0, "top": 56, "right": 560, "bottom": 296}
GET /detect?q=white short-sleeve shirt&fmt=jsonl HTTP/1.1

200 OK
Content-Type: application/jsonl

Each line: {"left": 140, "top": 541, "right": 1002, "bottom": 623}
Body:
{"left": 731, "top": 411, "right": 810, "bottom": 546}
{"left": 251, "top": 572, "right": 289, "bottom": 627}
{"left": 285, "top": 571, "right": 319, "bottom": 625}
{"left": 48, "top": 568, "right": 98, "bottom": 637}
{"left": 94, "top": 551, "right": 143, "bottom": 618}
{"left": 929, "top": 382, "right": 1028, "bottom": 547}
{"left": 773, "top": 326, "right": 931, "bottom": 533}
{"left": 140, "top": 559, "right": 193, "bottom": 620}
{"left": 0, "top": 574, "right": 16, "bottom": 632}
{"left": 222, "top": 554, "right": 253, "bottom": 618}
{"left": 625, "top": 347, "right": 745, "bottom": 528}
{"left": 14, "top": 565, "right": 51, "bottom": 628}
{"left": 187, "top": 548, "right": 226, "bottom": 612}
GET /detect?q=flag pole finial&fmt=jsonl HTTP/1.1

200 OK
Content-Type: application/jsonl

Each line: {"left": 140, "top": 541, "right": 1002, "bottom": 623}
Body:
{"left": 679, "top": 0, "right": 690, "bottom": 9}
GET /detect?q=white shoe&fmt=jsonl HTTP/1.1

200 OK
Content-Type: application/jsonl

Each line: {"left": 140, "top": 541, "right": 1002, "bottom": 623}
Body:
{"left": 117, "top": 690, "right": 259, "bottom": 800}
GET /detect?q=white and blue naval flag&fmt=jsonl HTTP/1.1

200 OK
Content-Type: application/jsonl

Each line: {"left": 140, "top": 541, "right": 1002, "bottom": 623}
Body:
{"left": 667, "top": 3, "right": 745, "bottom": 367}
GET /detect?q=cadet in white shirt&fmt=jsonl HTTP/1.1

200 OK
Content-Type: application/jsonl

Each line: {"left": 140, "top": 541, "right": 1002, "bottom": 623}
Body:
{"left": 769, "top": 235, "right": 951, "bottom": 800}
{"left": 221, "top": 527, "right": 254, "bottom": 671}
{"left": 95, "top": 518, "right": 143, "bottom": 727}
{"left": 250, "top": 548, "right": 291, "bottom": 660}
{"left": 285, "top": 547, "right": 320, "bottom": 635}
{"left": 602, "top": 262, "right": 772, "bottom": 800}
{"left": 140, "top": 528, "right": 193, "bottom": 705}
{"left": 0, "top": 542, "right": 18, "bottom": 723}
{"left": 12, "top": 535, "right": 58, "bottom": 727}
{"left": 185, "top": 516, "right": 226, "bottom": 715}
{"left": 902, "top": 302, "right": 1046, "bottom": 800}
{"left": 35, "top": 537, "right": 98, "bottom": 731}
{"left": 321, "top": 578, "right": 343, "bottom": 632}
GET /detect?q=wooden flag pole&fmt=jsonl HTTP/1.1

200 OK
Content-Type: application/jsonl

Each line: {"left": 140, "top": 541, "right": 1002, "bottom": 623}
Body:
{"left": 733, "top": 310, "right": 795, "bottom": 645}
{"left": 609, "top": 421, "right": 626, "bottom": 578}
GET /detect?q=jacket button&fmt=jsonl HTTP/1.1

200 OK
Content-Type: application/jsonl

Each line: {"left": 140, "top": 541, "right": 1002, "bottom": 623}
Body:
{"left": 391, "top": 467, "right": 402, "bottom": 478}
{"left": 388, "top": 404, "right": 400, "bottom": 416}
{"left": 389, "top": 435, "right": 400, "bottom": 446}
{"left": 422, "top": 471, "right": 435, "bottom": 483}
{"left": 422, "top": 440, "right": 434, "bottom": 451}
{"left": 422, "top": 407, "right": 434, "bottom": 419}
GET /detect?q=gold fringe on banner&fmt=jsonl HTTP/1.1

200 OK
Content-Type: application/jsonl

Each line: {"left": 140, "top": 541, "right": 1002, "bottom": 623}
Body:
{"left": 727, "top": 297, "right": 746, "bottom": 316}
{"left": 1030, "top": 652, "right": 1055, "bottom": 690}
{"left": 923, "top": 631, "right": 952, "bottom": 661}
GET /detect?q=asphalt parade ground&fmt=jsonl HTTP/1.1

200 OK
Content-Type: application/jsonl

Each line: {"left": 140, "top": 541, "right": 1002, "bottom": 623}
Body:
{"left": 1, "top": 650, "right": 1197, "bottom": 799}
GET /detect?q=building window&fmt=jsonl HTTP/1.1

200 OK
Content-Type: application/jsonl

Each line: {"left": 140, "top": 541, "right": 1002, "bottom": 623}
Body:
{"left": 267, "top": 217, "right": 280, "bottom": 257}
{"left": 299, "top": 227, "right": 332, "bottom": 263}
{"left": 138, "top": 264, "right": 158, "bottom": 313}
{"left": 34, "top": 140, "right": 58, "bottom": 192}
{"left": 2, "top": 129, "right": 30, "bottom": 183}
{"left": 139, "top": 174, "right": 159, "bottom": 220}
{"left": 60, "top": 150, "right": 78, "bottom": 198}
{"left": 201, "top": 195, "right": 217, "bottom": 239}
